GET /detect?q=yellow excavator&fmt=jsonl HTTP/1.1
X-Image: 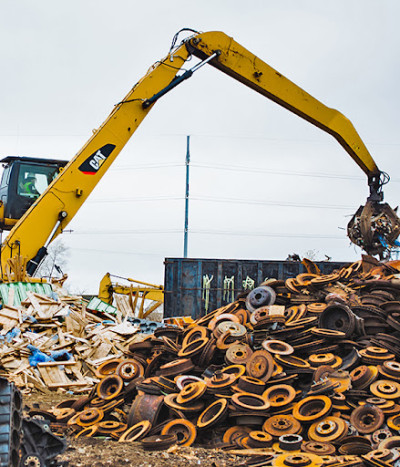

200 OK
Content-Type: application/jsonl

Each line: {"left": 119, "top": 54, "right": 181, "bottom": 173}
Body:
{"left": 98, "top": 273, "right": 164, "bottom": 319}
{"left": 0, "top": 28, "right": 398, "bottom": 279}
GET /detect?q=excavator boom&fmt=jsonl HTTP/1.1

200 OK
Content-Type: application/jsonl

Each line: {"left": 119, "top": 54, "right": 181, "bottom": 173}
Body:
{"left": 1, "top": 30, "right": 398, "bottom": 275}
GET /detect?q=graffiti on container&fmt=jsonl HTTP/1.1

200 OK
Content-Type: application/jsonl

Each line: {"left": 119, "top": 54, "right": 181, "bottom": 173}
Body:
{"left": 223, "top": 276, "right": 235, "bottom": 303}
{"left": 242, "top": 276, "right": 255, "bottom": 291}
{"left": 202, "top": 274, "right": 214, "bottom": 312}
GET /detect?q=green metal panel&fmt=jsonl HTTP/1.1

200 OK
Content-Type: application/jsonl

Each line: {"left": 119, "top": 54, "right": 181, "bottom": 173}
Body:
{"left": 0, "top": 282, "right": 54, "bottom": 308}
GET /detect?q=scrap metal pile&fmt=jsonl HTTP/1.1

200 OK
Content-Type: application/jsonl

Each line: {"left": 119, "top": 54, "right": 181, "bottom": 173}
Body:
{"left": 37, "top": 257, "right": 400, "bottom": 466}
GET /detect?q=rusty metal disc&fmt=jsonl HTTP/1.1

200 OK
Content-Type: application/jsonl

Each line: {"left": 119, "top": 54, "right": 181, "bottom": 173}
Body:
{"left": 164, "top": 393, "right": 204, "bottom": 413}
{"left": 247, "top": 431, "right": 273, "bottom": 448}
{"left": 96, "top": 374, "right": 124, "bottom": 400}
{"left": 225, "top": 344, "right": 253, "bottom": 365}
{"left": 246, "top": 350, "right": 275, "bottom": 382}
{"left": 119, "top": 420, "right": 152, "bottom": 442}
{"left": 141, "top": 433, "right": 178, "bottom": 451}
{"left": 75, "top": 426, "right": 98, "bottom": 438}
{"left": 302, "top": 441, "right": 336, "bottom": 456}
{"left": 263, "top": 384, "right": 296, "bottom": 408}
{"left": 262, "top": 414, "right": 301, "bottom": 437}
{"left": 182, "top": 326, "right": 209, "bottom": 347}
{"left": 308, "top": 416, "right": 348, "bottom": 443}
{"left": 350, "top": 404, "right": 384, "bottom": 434}
{"left": 159, "top": 359, "right": 195, "bottom": 377}
{"left": 223, "top": 426, "right": 251, "bottom": 445}
{"left": 197, "top": 398, "right": 228, "bottom": 429}
{"left": 95, "top": 358, "right": 123, "bottom": 379}
{"left": 176, "top": 381, "right": 207, "bottom": 405}
{"left": 76, "top": 408, "right": 104, "bottom": 427}
{"left": 370, "top": 379, "right": 400, "bottom": 399}
{"left": 208, "top": 313, "right": 240, "bottom": 331}
{"left": 246, "top": 286, "right": 276, "bottom": 312}
{"left": 161, "top": 419, "right": 197, "bottom": 447}
{"left": 231, "top": 392, "right": 270, "bottom": 412}
{"left": 275, "top": 354, "right": 310, "bottom": 370}
{"left": 274, "top": 452, "right": 324, "bottom": 467}
{"left": 262, "top": 340, "right": 294, "bottom": 356}
{"left": 292, "top": 396, "right": 332, "bottom": 423}
{"left": 234, "top": 376, "right": 266, "bottom": 395}
{"left": 127, "top": 394, "right": 165, "bottom": 427}
{"left": 178, "top": 337, "right": 209, "bottom": 358}
{"left": 279, "top": 434, "right": 303, "bottom": 451}
{"left": 116, "top": 359, "right": 144, "bottom": 382}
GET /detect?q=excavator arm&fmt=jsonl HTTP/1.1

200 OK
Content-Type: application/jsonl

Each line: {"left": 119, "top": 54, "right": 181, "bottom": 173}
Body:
{"left": 1, "top": 30, "right": 398, "bottom": 276}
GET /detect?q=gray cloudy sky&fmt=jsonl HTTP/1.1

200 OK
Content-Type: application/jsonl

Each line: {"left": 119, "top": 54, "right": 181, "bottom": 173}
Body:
{"left": 0, "top": 0, "right": 399, "bottom": 293}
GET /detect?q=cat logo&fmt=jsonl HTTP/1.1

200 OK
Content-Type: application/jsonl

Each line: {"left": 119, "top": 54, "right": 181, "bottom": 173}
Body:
{"left": 78, "top": 144, "right": 116, "bottom": 175}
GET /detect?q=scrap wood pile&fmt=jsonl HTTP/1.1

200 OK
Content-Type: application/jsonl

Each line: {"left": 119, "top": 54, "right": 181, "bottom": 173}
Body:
{"left": 0, "top": 291, "right": 146, "bottom": 392}
{"left": 34, "top": 256, "right": 400, "bottom": 466}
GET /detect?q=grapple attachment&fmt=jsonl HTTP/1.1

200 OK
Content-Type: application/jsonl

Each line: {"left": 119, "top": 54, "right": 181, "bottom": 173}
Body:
{"left": 347, "top": 200, "right": 400, "bottom": 258}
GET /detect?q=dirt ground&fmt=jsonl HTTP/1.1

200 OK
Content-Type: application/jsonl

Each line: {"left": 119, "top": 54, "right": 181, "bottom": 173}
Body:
{"left": 24, "top": 392, "right": 246, "bottom": 467}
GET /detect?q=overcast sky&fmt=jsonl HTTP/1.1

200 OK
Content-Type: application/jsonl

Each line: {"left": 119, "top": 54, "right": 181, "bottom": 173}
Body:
{"left": 0, "top": 0, "right": 399, "bottom": 293}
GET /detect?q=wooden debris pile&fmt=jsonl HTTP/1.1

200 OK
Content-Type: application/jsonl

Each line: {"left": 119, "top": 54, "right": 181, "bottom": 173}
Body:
{"left": 0, "top": 291, "right": 146, "bottom": 393}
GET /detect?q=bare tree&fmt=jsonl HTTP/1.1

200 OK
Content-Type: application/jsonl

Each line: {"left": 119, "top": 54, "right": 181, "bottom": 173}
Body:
{"left": 36, "top": 239, "right": 69, "bottom": 279}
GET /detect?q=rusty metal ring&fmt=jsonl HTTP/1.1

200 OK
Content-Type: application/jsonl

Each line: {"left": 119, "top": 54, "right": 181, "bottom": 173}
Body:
{"left": 182, "top": 326, "right": 209, "bottom": 347}
{"left": 226, "top": 344, "right": 253, "bottom": 365}
{"left": 234, "top": 376, "right": 266, "bottom": 395}
{"left": 262, "top": 340, "right": 294, "bottom": 356}
{"left": 141, "top": 433, "right": 178, "bottom": 451}
{"left": 116, "top": 359, "right": 144, "bottom": 381}
{"left": 176, "top": 381, "right": 207, "bottom": 405}
{"left": 350, "top": 404, "right": 385, "bottom": 434}
{"left": 97, "top": 421, "right": 125, "bottom": 434}
{"left": 53, "top": 408, "right": 76, "bottom": 423}
{"left": 197, "top": 398, "right": 228, "bottom": 429}
{"left": 370, "top": 379, "right": 400, "bottom": 399}
{"left": 119, "top": 420, "right": 152, "bottom": 442}
{"left": 76, "top": 408, "right": 104, "bottom": 427}
{"left": 275, "top": 354, "right": 310, "bottom": 370}
{"left": 247, "top": 431, "right": 273, "bottom": 448}
{"left": 388, "top": 414, "right": 400, "bottom": 431}
{"left": 263, "top": 384, "right": 296, "bottom": 408}
{"left": 279, "top": 434, "right": 303, "bottom": 451}
{"left": 223, "top": 426, "right": 251, "bottom": 445}
{"left": 178, "top": 337, "right": 209, "bottom": 358}
{"left": 274, "top": 452, "right": 324, "bottom": 467}
{"left": 292, "top": 396, "right": 332, "bottom": 422}
{"left": 161, "top": 419, "right": 197, "bottom": 447}
{"left": 175, "top": 375, "right": 204, "bottom": 391}
{"left": 164, "top": 393, "right": 204, "bottom": 413}
{"left": 96, "top": 374, "right": 124, "bottom": 401}
{"left": 231, "top": 392, "right": 270, "bottom": 412}
{"left": 217, "top": 321, "right": 247, "bottom": 338}
{"left": 208, "top": 313, "right": 240, "bottom": 331}
{"left": 223, "top": 365, "right": 246, "bottom": 379}
{"left": 246, "top": 350, "right": 275, "bottom": 382}
{"left": 308, "top": 416, "right": 348, "bottom": 443}
{"left": 301, "top": 441, "right": 336, "bottom": 456}
{"left": 95, "top": 358, "right": 123, "bottom": 378}
{"left": 262, "top": 414, "right": 301, "bottom": 437}
{"left": 75, "top": 426, "right": 98, "bottom": 438}
{"left": 159, "top": 358, "right": 195, "bottom": 377}
{"left": 308, "top": 353, "right": 335, "bottom": 367}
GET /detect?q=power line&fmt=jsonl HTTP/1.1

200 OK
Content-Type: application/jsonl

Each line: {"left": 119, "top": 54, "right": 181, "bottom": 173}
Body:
{"left": 70, "top": 228, "right": 344, "bottom": 240}
{"left": 105, "top": 161, "right": 400, "bottom": 183}
{"left": 87, "top": 194, "right": 356, "bottom": 211}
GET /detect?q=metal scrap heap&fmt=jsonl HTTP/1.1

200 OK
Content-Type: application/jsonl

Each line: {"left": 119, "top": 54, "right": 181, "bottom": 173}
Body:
{"left": 41, "top": 257, "right": 400, "bottom": 466}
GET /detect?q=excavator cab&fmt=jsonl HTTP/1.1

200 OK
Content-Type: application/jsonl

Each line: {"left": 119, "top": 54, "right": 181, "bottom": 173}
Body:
{"left": 0, "top": 156, "right": 68, "bottom": 231}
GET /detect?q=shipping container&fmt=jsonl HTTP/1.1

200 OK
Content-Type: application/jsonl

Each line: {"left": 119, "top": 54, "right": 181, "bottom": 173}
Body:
{"left": 164, "top": 257, "right": 348, "bottom": 319}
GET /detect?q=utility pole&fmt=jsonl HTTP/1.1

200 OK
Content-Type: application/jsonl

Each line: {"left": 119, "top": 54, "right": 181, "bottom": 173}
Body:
{"left": 184, "top": 135, "right": 190, "bottom": 258}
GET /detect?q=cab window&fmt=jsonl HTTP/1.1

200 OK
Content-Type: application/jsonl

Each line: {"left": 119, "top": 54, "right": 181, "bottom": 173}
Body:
{"left": 17, "top": 164, "right": 59, "bottom": 198}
